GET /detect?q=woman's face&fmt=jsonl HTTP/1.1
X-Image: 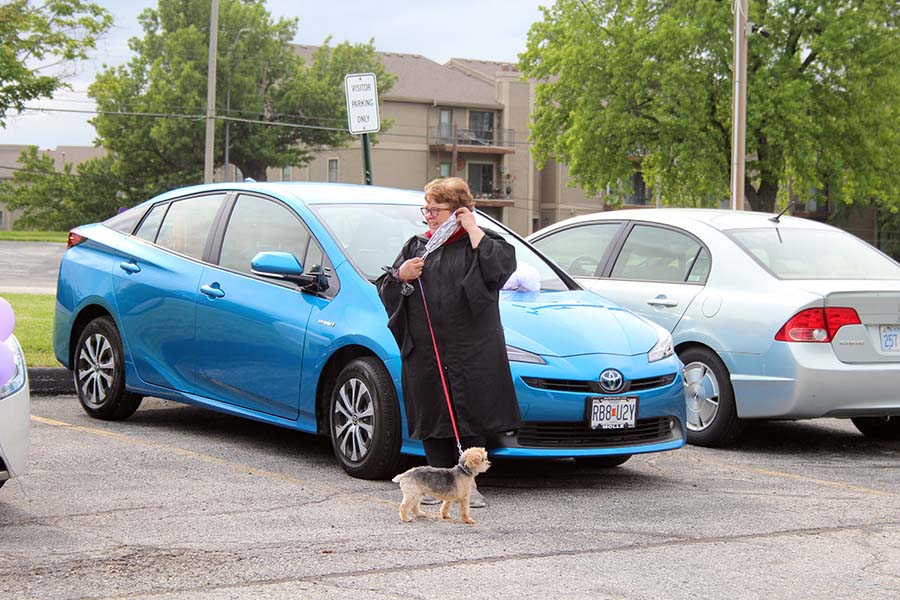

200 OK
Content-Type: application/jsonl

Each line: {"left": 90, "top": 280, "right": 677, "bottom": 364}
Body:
{"left": 421, "top": 196, "right": 455, "bottom": 233}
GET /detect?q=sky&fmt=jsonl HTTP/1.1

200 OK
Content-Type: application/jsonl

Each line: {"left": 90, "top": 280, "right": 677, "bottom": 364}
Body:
{"left": 1, "top": 0, "right": 549, "bottom": 149}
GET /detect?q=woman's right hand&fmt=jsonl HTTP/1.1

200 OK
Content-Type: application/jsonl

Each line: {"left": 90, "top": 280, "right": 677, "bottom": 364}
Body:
{"left": 398, "top": 257, "right": 425, "bottom": 281}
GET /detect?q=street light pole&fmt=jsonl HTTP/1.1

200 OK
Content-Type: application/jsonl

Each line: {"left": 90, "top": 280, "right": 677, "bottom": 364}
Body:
{"left": 203, "top": 0, "right": 220, "bottom": 184}
{"left": 730, "top": 0, "right": 748, "bottom": 211}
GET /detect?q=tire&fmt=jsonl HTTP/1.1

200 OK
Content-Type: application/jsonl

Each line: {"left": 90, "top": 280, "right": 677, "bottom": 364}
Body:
{"left": 575, "top": 454, "right": 631, "bottom": 468}
{"left": 329, "top": 357, "right": 403, "bottom": 480}
{"left": 679, "top": 346, "right": 745, "bottom": 447}
{"left": 73, "top": 316, "right": 142, "bottom": 421}
{"left": 851, "top": 417, "right": 900, "bottom": 440}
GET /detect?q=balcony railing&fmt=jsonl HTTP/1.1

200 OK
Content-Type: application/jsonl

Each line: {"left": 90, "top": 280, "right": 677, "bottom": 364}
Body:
{"left": 428, "top": 126, "right": 515, "bottom": 149}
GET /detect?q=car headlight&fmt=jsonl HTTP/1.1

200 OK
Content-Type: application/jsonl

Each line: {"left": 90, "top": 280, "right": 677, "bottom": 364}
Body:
{"left": 506, "top": 345, "right": 546, "bottom": 364}
{"left": 1, "top": 336, "right": 26, "bottom": 399}
{"left": 647, "top": 324, "right": 674, "bottom": 363}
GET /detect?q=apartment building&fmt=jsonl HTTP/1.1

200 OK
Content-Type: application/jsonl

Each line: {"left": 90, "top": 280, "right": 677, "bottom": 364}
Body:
{"left": 277, "top": 48, "right": 607, "bottom": 236}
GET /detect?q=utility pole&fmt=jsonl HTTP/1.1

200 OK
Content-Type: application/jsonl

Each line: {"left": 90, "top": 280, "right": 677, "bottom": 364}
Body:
{"left": 730, "top": 0, "right": 748, "bottom": 211}
{"left": 223, "top": 28, "right": 250, "bottom": 182}
{"left": 203, "top": 0, "right": 220, "bottom": 184}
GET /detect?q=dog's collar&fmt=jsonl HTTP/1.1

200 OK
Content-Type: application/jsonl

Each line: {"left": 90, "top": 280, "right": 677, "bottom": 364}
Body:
{"left": 456, "top": 461, "right": 473, "bottom": 477}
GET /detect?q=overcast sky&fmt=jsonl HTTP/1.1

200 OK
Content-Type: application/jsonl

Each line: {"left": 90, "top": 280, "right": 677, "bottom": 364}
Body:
{"left": 0, "top": 0, "right": 548, "bottom": 149}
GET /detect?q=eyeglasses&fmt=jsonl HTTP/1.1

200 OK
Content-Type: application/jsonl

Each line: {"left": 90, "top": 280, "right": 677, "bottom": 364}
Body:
{"left": 420, "top": 206, "right": 451, "bottom": 217}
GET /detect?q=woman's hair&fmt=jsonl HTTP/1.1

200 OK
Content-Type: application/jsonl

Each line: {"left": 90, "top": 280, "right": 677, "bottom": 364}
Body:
{"left": 424, "top": 177, "right": 474, "bottom": 210}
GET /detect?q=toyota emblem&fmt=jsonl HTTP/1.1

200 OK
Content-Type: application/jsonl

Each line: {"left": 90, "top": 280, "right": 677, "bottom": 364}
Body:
{"left": 599, "top": 369, "right": 624, "bottom": 393}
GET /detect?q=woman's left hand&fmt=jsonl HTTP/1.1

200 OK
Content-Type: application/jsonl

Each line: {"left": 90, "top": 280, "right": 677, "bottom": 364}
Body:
{"left": 455, "top": 207, "right": 484, "bottom": 248}
{"left": 455, "top": 207, "right": 478, "bottom": 232}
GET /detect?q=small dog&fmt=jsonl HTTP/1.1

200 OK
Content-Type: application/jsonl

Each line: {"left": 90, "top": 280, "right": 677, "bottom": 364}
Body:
{"left": 392, "top": 447, "right": 491, "bottom": 525}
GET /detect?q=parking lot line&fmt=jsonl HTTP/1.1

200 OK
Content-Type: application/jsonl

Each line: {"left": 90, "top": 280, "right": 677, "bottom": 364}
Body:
{"left": 692, "top": 453, "right": 897, "bottom": 498}
{"left": 30, "top": 414, "right": 396, "bottom": 507}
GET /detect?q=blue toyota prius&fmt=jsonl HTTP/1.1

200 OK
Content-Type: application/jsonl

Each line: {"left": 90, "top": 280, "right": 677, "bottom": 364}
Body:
{"left": 54, "top": 182, "right": 686, "bottom": 479}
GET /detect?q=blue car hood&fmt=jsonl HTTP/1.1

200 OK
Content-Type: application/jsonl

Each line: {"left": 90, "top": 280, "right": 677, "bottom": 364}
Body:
{"left": 500, "top": 290, "right": 658, "bottom": 358}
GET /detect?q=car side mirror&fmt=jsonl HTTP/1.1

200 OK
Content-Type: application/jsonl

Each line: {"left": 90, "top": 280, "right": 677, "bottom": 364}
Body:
{"left": 250, "top": 251, "right": 328, "bottom": 292}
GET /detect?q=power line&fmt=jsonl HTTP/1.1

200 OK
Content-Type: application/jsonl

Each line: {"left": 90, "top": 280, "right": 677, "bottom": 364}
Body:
{"left": 18, "top": 105, "right": 539, "bottom": 147}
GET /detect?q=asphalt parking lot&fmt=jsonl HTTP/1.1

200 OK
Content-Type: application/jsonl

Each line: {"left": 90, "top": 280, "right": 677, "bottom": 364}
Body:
{"left": 3, "top": 394, "right": 900, "bottom": 600}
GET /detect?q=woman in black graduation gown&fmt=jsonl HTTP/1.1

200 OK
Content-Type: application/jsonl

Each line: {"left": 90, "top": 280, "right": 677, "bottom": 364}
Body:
{"left": 377, "top": 177, "right": 522, "bottom": 506}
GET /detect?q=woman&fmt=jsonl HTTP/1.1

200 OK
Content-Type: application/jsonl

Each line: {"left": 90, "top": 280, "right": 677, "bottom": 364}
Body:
{"left": 377, "top": 177, "right": 522, "bottom": 507}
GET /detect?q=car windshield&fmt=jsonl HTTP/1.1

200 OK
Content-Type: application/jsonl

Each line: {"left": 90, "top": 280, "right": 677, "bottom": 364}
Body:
{"left": 728, "top": 227, "right": 900, "bottom": 280}
{"left": 313, "top": 203, "right": 570, "bottom": 290}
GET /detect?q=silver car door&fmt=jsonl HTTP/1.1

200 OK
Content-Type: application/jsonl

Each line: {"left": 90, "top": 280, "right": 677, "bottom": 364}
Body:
{"left": 585, "top": 223, "right": 709, "bottom": 333}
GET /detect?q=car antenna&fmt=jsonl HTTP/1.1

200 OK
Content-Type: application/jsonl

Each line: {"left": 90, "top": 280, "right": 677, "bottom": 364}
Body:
{"left": 769, "top": 199, "right": 797, "bottom": 223}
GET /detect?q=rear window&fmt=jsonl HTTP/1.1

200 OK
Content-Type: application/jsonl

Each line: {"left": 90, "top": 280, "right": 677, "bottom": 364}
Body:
{"left": 103, "top": 204, "right": 147, "bottom": 233}
{"left": 728, "top": 228, "right": 900, "bottom": 279}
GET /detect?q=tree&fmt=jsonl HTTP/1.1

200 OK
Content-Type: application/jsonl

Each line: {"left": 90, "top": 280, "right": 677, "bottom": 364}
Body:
{"left": 89, "top": 0, "right": 395, "bottom": 194}
{"left": 0, "top": 146, "right": 123, "bottom": 230}
{"left": 0, "top": 0, "right": 112, "bottom": 127}
{"left": 519, "top": 0, "right": 900, "bottom": 212}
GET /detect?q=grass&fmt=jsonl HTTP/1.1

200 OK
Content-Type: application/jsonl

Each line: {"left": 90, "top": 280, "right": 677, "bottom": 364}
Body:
{"left": 0, "top": 231, "right": 69, "bottom": 243}
{"left": 2, "top": 293, "right": 58, "bottom": 367}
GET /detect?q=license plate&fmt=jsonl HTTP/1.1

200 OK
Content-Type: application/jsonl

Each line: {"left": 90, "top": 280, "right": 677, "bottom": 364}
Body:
{"left": 587, "top": 396, "right": 638, "bottom": 429}
{"left": 880, "top": 325, "right": 900, "bottom": 352}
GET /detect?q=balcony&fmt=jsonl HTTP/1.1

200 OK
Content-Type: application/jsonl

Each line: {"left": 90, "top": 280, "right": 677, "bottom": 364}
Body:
{"left": 428, "top": 126, "right": 516, "bottom": 154}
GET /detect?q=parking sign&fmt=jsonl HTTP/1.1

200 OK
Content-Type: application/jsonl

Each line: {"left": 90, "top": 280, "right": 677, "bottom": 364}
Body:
{"left": 344, "top": 73, "right": 380, "bottom": 135}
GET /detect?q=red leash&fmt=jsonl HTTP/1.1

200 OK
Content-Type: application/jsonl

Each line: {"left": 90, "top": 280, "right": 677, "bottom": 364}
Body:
{"left": 417, "top": 279, "right": 464, "bottom": 457}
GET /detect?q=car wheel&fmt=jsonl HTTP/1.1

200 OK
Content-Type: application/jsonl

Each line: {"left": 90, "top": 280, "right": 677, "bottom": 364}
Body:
{"left": 575, "top": 454, "right": 631, "bottom": 468}
{"left": 329, "top": 357, "right": 403, "bottom": 480}
{"left": 73, "top": 316, "right": 142, "bottom": 421}
{"left": 680, "top": 346, "right": 745, "bottom": 447}
{"left": 851, "top": 416, "right": 900, "bottom": 440}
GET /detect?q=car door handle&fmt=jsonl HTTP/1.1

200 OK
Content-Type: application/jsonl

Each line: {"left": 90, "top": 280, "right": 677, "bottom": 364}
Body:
{"left": 646, "top": 295, "right": 678, "bottom": 307}
{"left": 119, "top": 260, "right": 141, "bottom": 274}
{"left": 200, "top": 283, "right": 225, "bottom": 298}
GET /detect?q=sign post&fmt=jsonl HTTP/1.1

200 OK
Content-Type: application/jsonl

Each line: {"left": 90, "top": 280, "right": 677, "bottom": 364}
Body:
{"left": 344, "top": 73, "right": 380, "bottom": 185}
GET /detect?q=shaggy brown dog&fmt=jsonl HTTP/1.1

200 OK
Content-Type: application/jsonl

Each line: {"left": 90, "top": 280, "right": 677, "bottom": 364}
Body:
{"left": 391, "top": 447, "right": 491, "bottom": 525}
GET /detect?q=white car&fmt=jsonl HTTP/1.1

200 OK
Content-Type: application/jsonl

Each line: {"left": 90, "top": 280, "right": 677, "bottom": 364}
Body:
{"left": 0, "top": 334, "right": 30, "bottom": 489}
{"left": 528, "top": 208, "right": 900, "bottom": 446}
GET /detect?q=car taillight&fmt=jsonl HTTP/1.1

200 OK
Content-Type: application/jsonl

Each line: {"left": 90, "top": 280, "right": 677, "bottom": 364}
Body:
{"left": 67, "top": 230, "right": 86, "bottom": 249}
{"left": 774, "top": 307, "right": 861, "bottom": 343}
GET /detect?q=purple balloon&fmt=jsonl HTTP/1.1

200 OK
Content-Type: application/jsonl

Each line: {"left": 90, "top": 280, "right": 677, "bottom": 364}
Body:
{"left": 0, "top": 341, "right": 13, "bottom": 388}
{"left": 0, "top": 296, "right": 13, "bottom": 341}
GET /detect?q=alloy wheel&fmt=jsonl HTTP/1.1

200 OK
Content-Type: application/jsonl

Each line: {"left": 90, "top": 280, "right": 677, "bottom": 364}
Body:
{"left": 77, "top": 333, "right": 115, "bottom": 409}
{"left": 332, "top": 377, "right": 376, "bottom": 463}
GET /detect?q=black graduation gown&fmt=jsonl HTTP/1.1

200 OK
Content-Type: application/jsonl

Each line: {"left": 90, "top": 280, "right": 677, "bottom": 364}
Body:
{"left": 377, "top": 228, "right": 522, "bottom": 440}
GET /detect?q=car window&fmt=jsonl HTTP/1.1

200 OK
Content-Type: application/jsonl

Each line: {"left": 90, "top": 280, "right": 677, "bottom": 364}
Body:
{"left": 611, "top": 224, "right": 705, "bottom": 283}
{"left": 531, "top": 222, "right": 620, "bottom": 277}
{"left": 686, "top": 247, "right": 711, "bottom": 283}
{"left": 729, "top": 227, "right": 900, "bottom": 279}
{"left": 155, "top": 194, "right": 225, "bottom": 260}
{"left": 103, "top": 204, "right": 147, "bottom": 233}
{"left": 134, "top": 204, "right": 168, "bottom": 243}
{"left": 219, "top": 194, "right": 312, "bottom": 274}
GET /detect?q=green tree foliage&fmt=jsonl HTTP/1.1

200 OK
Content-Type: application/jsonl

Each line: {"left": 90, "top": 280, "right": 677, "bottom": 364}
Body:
{"left": 89, "top": 0, "right": 394, "bottom": 196}
{"left": 520, "top": 0, "right": 900, "bottom": 212}
{"left": 0, "top": 146, "right": 123, "bottom": 230}
{"left": 0, "top": 0, "right": 112, "bottom": 126}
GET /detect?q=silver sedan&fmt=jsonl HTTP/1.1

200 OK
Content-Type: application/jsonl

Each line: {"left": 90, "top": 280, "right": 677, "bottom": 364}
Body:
{"left": 528, "top": 208, "right": 900, "bottom": 446}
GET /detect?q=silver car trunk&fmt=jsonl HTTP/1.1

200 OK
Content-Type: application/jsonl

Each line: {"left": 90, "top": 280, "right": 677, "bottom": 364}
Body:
{"left": 794, "top": 281, "right": 900, "bottom": 363}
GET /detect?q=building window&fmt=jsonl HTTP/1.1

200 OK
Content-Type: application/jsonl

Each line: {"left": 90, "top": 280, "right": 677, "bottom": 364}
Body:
{"left": 439, "top": 162, "right": 451, "bottom": 178}
{"left": 282, "top": 166, "right": 292, "bottom": 181}
{"left": 467, "top": 163, "right": 495, "bottom": 197}
{"left": 439, "top": 109, "right": 453, "bottom": 143}
{"left": 327, "top": 159, "right": 339, "bottom": 183}
{"left": 468, "top": 111, "right": 494, "bottom": 145}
